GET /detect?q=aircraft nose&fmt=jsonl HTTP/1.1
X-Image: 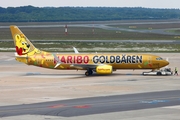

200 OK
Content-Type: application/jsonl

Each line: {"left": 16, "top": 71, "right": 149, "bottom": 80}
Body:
{"left": 162, "top": 60, "right": 169, "bottom": 67}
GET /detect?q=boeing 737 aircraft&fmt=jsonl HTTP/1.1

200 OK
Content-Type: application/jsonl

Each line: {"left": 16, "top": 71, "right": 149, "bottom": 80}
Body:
{"left": 10, "top": 26, "right": 169, "bottom": 76}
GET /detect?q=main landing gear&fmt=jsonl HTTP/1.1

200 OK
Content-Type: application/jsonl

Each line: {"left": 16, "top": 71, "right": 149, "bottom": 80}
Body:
{"left": 85, "top": 69, "right": 93, "bottom": 76}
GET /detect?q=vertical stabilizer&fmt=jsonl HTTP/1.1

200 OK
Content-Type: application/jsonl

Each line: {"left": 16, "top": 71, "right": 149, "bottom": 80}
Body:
{"left": 10, "top": 26, "right": 40, "bottom": 56}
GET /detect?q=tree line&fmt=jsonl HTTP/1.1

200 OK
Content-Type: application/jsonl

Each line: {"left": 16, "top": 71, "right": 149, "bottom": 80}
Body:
{"left": 0, "top": 6, "right": 180, "bottom": 22}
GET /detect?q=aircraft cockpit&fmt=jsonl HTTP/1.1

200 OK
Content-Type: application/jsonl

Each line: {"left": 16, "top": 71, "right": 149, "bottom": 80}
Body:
{"left": 156, "top": 57, "right": 163, "bottom": 60}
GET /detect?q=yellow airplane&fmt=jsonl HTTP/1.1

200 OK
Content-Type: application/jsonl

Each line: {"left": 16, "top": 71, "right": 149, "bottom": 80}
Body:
{"left": 10, "top": 25, "right": 169, "bottom": 76}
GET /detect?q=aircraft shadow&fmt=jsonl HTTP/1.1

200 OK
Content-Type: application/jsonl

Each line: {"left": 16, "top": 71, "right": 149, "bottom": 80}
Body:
{"left": 23, "top": 72, "right": 144, "bottom": 79}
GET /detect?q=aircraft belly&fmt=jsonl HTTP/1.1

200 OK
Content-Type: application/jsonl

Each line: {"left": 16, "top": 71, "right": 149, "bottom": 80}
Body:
{"left": 112, "top": 64, "right": 144, "bottom": 69}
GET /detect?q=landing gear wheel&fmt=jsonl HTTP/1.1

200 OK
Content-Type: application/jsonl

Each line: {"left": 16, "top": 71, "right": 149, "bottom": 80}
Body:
{"left": 85, "top": 71, "right": 89, "bottom": 76}
{"left": 85, "top": 69, "right": 93, "bottom": 76}
{"left": 157, "top": 72, "right": 162, "bottom": 75}
{"left": 89, "top": 70, "right": 93, "bottom": 75}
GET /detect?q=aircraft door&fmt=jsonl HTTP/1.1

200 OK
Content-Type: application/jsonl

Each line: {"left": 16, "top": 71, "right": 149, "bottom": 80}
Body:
{"left": 148, "top": 56, "right": 153, "bottom": 68}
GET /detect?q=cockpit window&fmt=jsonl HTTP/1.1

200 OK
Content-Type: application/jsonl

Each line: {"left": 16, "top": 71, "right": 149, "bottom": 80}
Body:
{"left": 156, "top": 57, "right": 163, "bottom": 60}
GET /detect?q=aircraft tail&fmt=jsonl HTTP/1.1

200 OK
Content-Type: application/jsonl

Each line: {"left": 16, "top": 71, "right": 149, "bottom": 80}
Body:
{"left": 10, "top": 25, "right": 40, "bottom": 56}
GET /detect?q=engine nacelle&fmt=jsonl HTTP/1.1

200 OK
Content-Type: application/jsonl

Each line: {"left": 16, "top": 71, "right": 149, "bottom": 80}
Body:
{"left": 96, "top": 65, "right": 113, "bottom": 74}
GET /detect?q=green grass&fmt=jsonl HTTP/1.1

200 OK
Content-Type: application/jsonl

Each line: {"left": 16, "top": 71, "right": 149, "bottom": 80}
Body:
{"left": 0, "top": 27, "right": 177, "bottom": 40}
{"left": 166, "top": 29, "right": 180, "bottom": 34}
{"left": 110, "top": 23, "right": 180, "bottom": 30}
{"left": 1, "top": 41, "right": 180, "bottom": 52}
{"left": 1, "top": 21, "right": 180, "bottom": 52}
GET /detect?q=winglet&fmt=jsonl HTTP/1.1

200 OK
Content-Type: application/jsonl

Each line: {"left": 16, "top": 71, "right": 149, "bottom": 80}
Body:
{"left": 73, "top": 47, "right": 79, "bottom": 53}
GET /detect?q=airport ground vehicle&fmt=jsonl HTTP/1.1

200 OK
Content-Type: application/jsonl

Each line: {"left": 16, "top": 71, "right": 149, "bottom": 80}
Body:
{"left": 142, "top": 68, "right": 173, "bottom": 76}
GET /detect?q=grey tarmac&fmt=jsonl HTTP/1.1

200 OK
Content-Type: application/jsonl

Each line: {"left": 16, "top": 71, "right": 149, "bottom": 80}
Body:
{"left": 0, "top": 90, "right": 180, "bottom": 117}
{"left": 0, "top": 52, "right": 180, "bottom": 120}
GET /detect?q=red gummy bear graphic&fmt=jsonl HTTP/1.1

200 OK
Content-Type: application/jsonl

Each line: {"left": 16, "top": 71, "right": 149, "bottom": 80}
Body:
{"left": 16, "top": 46, "right": 23, "bottom": 55}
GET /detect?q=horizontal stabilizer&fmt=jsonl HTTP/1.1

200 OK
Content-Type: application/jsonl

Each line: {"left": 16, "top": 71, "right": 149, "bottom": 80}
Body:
{"left": 14, "top": 53, "right": 27, "bottom": 58}
{"left": 53, "top": 54, "right": 62, "bottom": 68}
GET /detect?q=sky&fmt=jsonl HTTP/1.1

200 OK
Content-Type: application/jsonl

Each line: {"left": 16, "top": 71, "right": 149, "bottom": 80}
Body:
{"left": 1, "top": 0, "right": 180, "bottom": 9}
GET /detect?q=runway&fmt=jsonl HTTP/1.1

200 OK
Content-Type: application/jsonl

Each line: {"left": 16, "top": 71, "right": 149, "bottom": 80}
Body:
{"left": 1, "top": 52, "right": 180, "bottom": 119}
{"left": 0, "top": 90, "right": 180, "bottom": 117}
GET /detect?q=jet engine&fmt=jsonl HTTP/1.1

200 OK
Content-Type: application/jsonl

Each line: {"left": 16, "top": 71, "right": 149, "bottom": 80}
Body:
{"left": 96, "top": 65, "right": 113, "bottom": 74}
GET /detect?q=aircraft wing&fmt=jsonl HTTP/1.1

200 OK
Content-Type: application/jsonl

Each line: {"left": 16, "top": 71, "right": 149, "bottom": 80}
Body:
{"left": 70, "top": 64, "right": 102, "bottom": 70}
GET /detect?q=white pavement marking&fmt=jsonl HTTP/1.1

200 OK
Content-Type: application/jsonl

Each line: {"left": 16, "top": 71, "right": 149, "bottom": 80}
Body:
{"left": 5, "top": 58, "right": 15, "bottom": 61}
{"left": 163, "top": 105, "right": 180, "bottom": 109}
{"left": 21, "top": 97, "right": 71, "bottom": 103}
{"left": 0, "top": 56, "right": 8, "bottom": 60}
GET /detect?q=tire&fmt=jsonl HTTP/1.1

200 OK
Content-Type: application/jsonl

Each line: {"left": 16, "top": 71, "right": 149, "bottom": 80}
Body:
{"left": 142, "top": 72, "right": 146, "bottom": 76}
{"left": 157, "top": 72, "right": 162, "bottom": 75}
{"left": 89, "top": 70, "right": 93, "bottom": 75}
{"left": 85, "top": 72, "right": 89, "bottom": 76}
